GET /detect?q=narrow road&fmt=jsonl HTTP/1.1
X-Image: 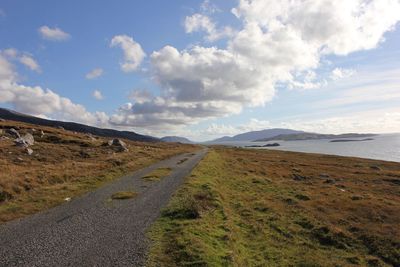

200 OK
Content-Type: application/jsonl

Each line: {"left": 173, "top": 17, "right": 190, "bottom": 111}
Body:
{"left": 0, "top": 148, "right": 208, "bottom": 266}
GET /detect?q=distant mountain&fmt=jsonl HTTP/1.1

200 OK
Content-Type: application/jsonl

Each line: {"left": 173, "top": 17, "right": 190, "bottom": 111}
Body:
{"left": 254, "top": 133, "right": 377, "bottom": 142}
{"left": 0, "top": 107, "right": 158, "bottom": 142}
{"left": 160, "top": 136, "right": 193, "bottom": 144}
{"left": 209, "top": 128, "right": 306, "bottom": 142}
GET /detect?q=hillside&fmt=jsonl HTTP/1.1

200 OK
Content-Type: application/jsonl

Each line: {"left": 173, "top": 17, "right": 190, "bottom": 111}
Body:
{"left": 160, "top": 136, "right": 193, "bottom": 144}
{"left": 0, "top": 108, "right": 157, "bottom": 142}
{"left": 254, "top": 133, "right": 377, "bottom": 142}
{"left": 210, "top": 128, "right": 305, "bottom": 142}
{"left": 0, "top": 119, "right": 197, "bottom": 223}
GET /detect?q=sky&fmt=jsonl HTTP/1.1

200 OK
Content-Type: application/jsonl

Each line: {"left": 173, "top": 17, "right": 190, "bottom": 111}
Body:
{"left": 1, "top": 0, "right": 400, "bottom": 141}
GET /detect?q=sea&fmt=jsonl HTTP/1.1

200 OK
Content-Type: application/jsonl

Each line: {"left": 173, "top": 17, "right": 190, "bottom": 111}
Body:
{"left": 213, "top": 134, "right": 400, "bottom": 163}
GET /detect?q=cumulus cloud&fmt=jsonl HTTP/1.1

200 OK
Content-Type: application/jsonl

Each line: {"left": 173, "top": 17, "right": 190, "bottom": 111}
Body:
{"left": 38, "top": 26, "right": 70, "bottom": 41}
{"left": 128, "top": 89, "right": 153, "bottom": 104}
{"left": 0, "top": 53, "right": 108, "bottom": 126}
{"left": 110, "top": 0, "right": 400, "bottom": 130}
{"left": 1, "top": 49, "right": 41, "bottom": 73}
{"left": 232, "top": 0, "right": 400, "bottom": 55}
{"left": 110, "top": 35, "right": 146, "bottom": 72}
{"left": 330, "top": 67, "right": 356, "bottom": 80}
{"left": 92, "top": 90, "right": 104, "bottom": 100}
{"left": 85, "top": 68, "right": 103, "bottom": 79}
{"left": 116, "top": 1, "right": 398, "bottom": 130}
{"left": 184, "top": 13, "right": 234, "bottom": 41}
{"left": 19, "top": 54, "right": 41, "bottom": 72}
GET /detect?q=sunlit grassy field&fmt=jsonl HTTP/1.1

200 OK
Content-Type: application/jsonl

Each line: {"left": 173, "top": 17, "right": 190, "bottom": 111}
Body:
{"left": 148, "top": 147, "right": 400, "bottom": 266}
{"left": 0, "top": 120, "right": 198, "bottom": 223}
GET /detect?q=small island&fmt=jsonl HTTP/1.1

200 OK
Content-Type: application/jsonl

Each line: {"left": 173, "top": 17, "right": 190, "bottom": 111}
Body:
{"left": 246, "top": 143, "right": 280, "bottom": 148}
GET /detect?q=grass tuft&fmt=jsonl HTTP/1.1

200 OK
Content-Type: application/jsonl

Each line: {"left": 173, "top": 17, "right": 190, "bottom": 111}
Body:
{"left": 142, "top": 168, "right": 172, "bottom": 181}
{"left": 111, "top": 191, "right": 137, "bottom": 200}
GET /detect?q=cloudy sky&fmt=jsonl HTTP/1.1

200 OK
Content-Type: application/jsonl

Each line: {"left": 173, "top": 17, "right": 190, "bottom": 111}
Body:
{"left": 1, "top": 0, "right": 400, "bottom": 141}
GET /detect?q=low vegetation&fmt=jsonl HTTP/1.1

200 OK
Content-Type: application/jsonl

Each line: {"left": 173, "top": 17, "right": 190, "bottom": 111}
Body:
{"left": 148, "top": 147, "right": 400, "bottom": 266}
{"left": 0, "top": 120, "right": 198, "bottom": 223}
{"left": 111, "top": 191, "right": 137, "bottom": 200}
{"left": 142, "top": 168, "right": 173, "bottom": 181}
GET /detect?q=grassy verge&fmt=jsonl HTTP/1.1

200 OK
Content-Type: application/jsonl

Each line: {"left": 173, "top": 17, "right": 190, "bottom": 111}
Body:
{"left": 147, "top": 147, "right": 400, "bottom": 266}
{"left": 0, "top": 120, "right": 198, "bottom": 223}
{"left": 142, "top": 168, "right": 173, "bottom": 181}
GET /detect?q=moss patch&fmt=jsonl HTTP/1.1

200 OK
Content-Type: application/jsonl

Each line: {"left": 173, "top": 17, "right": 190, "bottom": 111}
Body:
{"left": 142, "top": 168, "right": 172, "bottom": 181}
{"left": 111, "top": 191, "right": 137, "bottom": 200}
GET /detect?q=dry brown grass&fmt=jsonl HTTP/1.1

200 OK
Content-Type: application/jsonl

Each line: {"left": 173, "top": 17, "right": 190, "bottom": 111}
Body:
{"left": 0, "top": 120, "right": 198, "bottom": 223}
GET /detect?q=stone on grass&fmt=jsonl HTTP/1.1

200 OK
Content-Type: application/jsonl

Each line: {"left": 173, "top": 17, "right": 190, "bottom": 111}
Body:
{"left": 15, "top": 133, "right": 35, "bottom": 147}
{"left": 107, "top": 139, "right": 129, "bottom": 152}
{"left": 7, "top": 128, "right": 20, "bottom": 138}
{"left": 26, "top": 148, "right": 33, "bottom": 155}
{"left": 292, "top": 173, "right": 308, "bottom": 181}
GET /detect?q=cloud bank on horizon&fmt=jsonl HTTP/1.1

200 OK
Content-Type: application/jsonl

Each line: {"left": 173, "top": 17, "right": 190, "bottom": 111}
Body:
{"left": 1, "top": 0, "right": 400, "bottom": 140}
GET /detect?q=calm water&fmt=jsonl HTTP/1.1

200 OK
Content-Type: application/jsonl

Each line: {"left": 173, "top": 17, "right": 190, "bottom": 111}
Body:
{"left": 214, "top": 134, "right": 400, "bottom": 163}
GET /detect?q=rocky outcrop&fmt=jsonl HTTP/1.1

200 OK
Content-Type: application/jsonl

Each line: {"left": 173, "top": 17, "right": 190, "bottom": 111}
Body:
{"left": 15, "top": 133, "right": 35, "bottom": 147}
{"left": 106, "top": 139, "right": 129, "bottom": 152}
{"left": 7, "top": 128, "right": 21, "bottom": 138}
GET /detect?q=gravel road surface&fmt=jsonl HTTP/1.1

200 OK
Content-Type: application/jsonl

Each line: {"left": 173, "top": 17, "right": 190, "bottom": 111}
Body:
{"left": 0, "top": 148, "right": 208, "bottom": 266}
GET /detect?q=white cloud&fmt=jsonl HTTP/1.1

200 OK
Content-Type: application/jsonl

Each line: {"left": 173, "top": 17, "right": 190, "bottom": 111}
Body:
{"left": 1, "top": 49, "right": 41, "bottom": 73}
{"left": 330, "top": 67, "right": 356, "bottom": 80}
{"left": 19, "top": 54, "right": 41, "bottom": 72}
{"left": 38, "top": 26, "right": 70, "bottom": 41}
{"left": 318, "top": 68, "right": 400, "bottom": 108}
{"left": 205, "top": 118, "right": 272, "bottom": 136}
{"left": 0, "top": 53, "right": 108, "bottom": 126}
{"left": 92, "top": 90, "right": 104, "bottom": 100}
{"left": 232, "top": 0, "right": 400, "bottom": 55}
{"left": 184, "top": 13, "right": 234, "bottom": 41}
{"left": 85, "top": 68, "right": 103, "bottom": 79}
{"left": 110, "top": 35, "right": 146, "bottom": 72}
{"left": 3, "top": 48, "right": 17, "bottom": 58}
{"left": 200, "top": 0, "right": 221, "bottom": 14}
{"left": 278, "top": 108, "right": 400, "bottom": 134}
{"left": 110, "top": 0, "right": 400, "bottom": 130}
{"left": 128, "top": 89, "right": 152, "bottom": 104}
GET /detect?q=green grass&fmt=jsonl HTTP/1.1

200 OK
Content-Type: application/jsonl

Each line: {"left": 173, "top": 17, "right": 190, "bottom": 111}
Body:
{"left": 111, "top": 191, "right": 137, "bottom": 200}
{"left": 142, "top": 168, "right": 172, "bottom": 181}
{"left": 147, "top": 148, "right": 399, "bottom": 266}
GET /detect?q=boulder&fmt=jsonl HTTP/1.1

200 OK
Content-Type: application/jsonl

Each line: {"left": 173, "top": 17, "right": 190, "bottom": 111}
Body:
{"left": 107, "top": 139, "right": 129, "bottom": 152}
{"left": 292, "top": 173, "right": 308, "bottom": 181}
{"left": 7, "top": 128, "right": 20, "bottom": 138}
{"left": 15, "top": 133, "right": 35, "bottom": 147}
{"left": 26, "top": 148, "right": 33, "bottom": 155}
{"left": 0, "top": 118, "right": 5, "bottom": 122}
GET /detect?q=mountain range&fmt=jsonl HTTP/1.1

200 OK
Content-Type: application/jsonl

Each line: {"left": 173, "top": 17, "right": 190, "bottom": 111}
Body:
{"left": 160, "top": 136, "right": 193, "bottom": 144}
{"left": 208, "top": 128, "right": 306, "bottom": 142}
